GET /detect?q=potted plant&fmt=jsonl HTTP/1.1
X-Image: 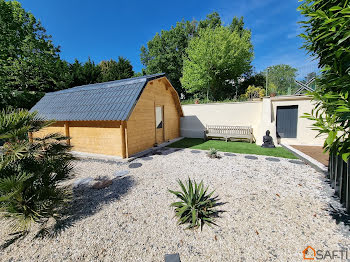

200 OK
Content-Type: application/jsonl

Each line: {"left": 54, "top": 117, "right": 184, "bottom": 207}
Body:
{"left": 268, "top": 83, "right": 277, "bottom": 97}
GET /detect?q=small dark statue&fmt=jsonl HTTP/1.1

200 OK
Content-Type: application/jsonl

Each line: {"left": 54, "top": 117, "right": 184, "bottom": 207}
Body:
{"left": 261, "top": 130, "right": 275, "bottom": 148}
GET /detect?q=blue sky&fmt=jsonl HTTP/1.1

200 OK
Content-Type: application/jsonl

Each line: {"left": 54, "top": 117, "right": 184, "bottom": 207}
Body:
{"left": 19, "top": 0, "right": 318, "bottom": 75}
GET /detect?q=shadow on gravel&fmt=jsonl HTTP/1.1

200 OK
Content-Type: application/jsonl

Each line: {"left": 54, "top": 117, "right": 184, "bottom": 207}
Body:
{"left": 321, "top": 178, "right": 350, "bottom": 232}
{"left": 329, "top": 206, "right": 350, "bottom": 227}
{"left": 0, "top": 232, "right": 26, "bottom": 250}
{"left": 37, "top": 175, "right": 135, "bottom": 238}
{"left": 203, "top": 197, "right": 228, "bottom": 229}
{"left": 328, "top": 203, "right": 350, "bottom": 231}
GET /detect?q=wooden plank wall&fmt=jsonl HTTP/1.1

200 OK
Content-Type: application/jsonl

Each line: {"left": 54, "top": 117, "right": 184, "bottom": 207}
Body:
{"left": 126, "top": 79, "right": 181, "bottom": 156}
{"left": 33, "top": 122, "right": 65, "bottom": 137}
{"left": 34, "top": 121, "right": 123, "bottom": 156}
{"left": 69, "top": 121, "right": 122, "bottom": 156}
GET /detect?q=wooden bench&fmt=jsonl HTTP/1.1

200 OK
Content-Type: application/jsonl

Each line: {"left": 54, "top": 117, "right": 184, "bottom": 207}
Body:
{"left": 204, "top": 125, "right": 255, "bottom": 143}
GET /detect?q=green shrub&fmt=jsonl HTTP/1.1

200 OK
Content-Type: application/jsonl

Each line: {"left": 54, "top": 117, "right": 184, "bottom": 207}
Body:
{"left": 0, "top": 109, "right": 74, "bottom": 233}
{"left": 207, "top": 148, "right": 219, "bottom": 158}
{"left": 169, "top": 178, "right": 218, "bottom": 230}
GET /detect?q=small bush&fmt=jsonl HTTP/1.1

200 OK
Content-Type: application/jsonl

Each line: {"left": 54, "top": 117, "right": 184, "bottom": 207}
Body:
{"left": 169, "top": 178, "right": 218, "bottom": 230}
{"left": 207, "top": 148, "right": 219, "bottom": 158}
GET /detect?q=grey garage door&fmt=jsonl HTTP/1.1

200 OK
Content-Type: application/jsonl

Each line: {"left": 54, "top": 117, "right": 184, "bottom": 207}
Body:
{"left": 276, "top": 105, "right": 298, "bottom": 138}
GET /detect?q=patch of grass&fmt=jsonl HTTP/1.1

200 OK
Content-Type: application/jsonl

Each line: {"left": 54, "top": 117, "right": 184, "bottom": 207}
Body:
{"left": 167, "top": 138, "right": 298, "bottom": 159}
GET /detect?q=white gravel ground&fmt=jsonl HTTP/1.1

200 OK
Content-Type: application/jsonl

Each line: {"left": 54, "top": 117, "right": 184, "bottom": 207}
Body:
{"left": 1, "top": 148, "right": 350, "bottom": 261}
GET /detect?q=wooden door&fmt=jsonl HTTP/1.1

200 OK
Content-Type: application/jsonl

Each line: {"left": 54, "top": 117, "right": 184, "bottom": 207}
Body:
{"left": 155, "top": 105, "right": 164, "bottom": 144}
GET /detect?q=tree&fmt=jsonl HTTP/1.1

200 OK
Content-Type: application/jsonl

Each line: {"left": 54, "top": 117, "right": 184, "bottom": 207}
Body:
{"left": 68, "top": 58, "right": 100, "bottom": 88}
{"left": 140, "top": 20, "right": 197, "bottom": 96}
{"left": 98, "top": 57, "right": 134, "bottom": 82}
{"left": 238, "top": 72, "right": 266, "bottom": 96}
{"left": 198, "top": 12, "right": 222, "bottom": 30}
{"left": 140, "top": 12, "right": 223, "bottom": 96}
{"left": 181, "top": 26, "right": 253, "bottom": 100}
{"left": 229, "top": 16, "right": 246, "bottom": 36}
{"left": 298, "top": 0, "right": 350, "bottom": 160}
{"left": 0, "top": 0, "right": 69, "bottom": 109}
{"left": 81, "top": 57, "right": 101, "bottom": 85}
{"left": 264, "top": 64, "right": 298, "bottom": 95}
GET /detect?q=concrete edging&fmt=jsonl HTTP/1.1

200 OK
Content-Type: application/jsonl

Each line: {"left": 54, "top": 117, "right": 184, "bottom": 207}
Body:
{"left": 281, "top": 143, "right": 328, "bottom": 174}
{"left": 71, "top": 151, "right": 123, "bottom": 162}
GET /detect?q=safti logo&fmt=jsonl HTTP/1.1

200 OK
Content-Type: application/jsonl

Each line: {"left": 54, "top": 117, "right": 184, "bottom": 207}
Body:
{"left": 303, "top": 246, "right": 316, "bottom": 260}
{"left": 302, "top": 246, "right": 349, "bottom": 260}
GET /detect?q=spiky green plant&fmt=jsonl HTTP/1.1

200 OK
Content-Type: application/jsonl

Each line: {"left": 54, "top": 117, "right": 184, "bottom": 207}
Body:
{"left": 0, "top": 108, "right": 74, "bottom": 233}
{"left": 207, "top": 148, "right": 219, "bottom": 158}
{"left": 169, "top": 178, "right": 217, "bottom": 230}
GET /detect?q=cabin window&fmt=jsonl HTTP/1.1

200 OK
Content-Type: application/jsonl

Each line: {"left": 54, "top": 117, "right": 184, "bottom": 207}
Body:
{"left": 155, "top": 106, "right": 163, "bottom": 129}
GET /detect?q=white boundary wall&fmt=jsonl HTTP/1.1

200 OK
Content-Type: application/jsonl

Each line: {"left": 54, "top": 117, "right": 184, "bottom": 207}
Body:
{"left": 180, "top": 95, "right": 325, "bottom": 146}
{"left": 181, "top": 101, "right": 262, "bottom": 140}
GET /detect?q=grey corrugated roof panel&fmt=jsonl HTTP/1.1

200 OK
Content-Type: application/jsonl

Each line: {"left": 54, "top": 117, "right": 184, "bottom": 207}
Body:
{"left": 107, "top": 110, "right": 119, "bottom": 120}
{"left": 108, "top": 110, "right": 120, "bottom": 120}
{"left": 117, "top": 111, "right": 127, "bottom": 120}
{"left": 86, "top": 111, "right": 96, "bottom": 120}
{"left": 31, "top": 73, "right": 167, "bottom": 121}
{"left": 120, "top": 110, "right": 129, "bottom": 121}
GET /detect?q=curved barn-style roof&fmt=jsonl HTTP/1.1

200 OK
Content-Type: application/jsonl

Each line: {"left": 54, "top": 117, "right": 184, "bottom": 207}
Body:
{"left": 31, "top": 73, "right": 183, "bottom": 121}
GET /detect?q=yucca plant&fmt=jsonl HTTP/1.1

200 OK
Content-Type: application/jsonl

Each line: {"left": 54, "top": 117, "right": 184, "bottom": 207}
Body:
{"left": 169, "top": 178, "right": 218, "bottom": 230}
{"left": 207, "top": 148, "right": 219, "bottom": 158}
{"left": 0, "top": 108, "right": 74, "bottom": 233}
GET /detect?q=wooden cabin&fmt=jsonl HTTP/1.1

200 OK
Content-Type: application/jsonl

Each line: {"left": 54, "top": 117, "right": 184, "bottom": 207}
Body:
{"left": 31, "top": 73, "right": 183, "bottom": 158}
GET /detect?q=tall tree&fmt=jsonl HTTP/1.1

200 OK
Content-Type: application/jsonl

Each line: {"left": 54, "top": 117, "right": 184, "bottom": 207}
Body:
{"left": 140, "top": 20, "right": 197, "bottom": 96}
{"left": 181, "top": 26, "right": 253, "bottom": 100}
{"left": 0, "top": 0, "right": 69, "bottom": 109}
{"left": 82, "top": 57, "right": 101, "bottom": 85}
{"left": 238, "top": 72, "right": 266, "bottom": 96}
{"left": 140, "top": 12, "right": 223, "bottom": 96}
{"left": 98, "top": 57, "right": 134, "bottom": 82}
{"left": 68, "top": 58, "right": 100, "bottom": 87}
{"left": 229, "top": 16, "right": 246, "bottom": 36}
{"left": 198, "top": 12, "right": 222, "bottom": 30}
{"left": 264, "top": 64, "right": 298, "bottom": 95}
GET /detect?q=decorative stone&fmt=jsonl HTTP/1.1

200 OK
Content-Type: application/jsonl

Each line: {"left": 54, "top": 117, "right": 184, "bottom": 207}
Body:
{"left": 92, "top": 179, "right": 113, "bottom": 189}
{"left": 289, "top": 159, "right": 304, "bottom": 165}
{"left": 129, "top": 162, "right": 142, "bottom": 168}
{"left": 266, "top": 157, "right": 280, "bottom": 162}
{"left": 224, "top": 152, "right": 236, "bottom": 157}
{"left": 245, "top": 155, "right": 258, "bottom": 160}
{"left": 261, "top": 130, "right": 275, "bottom": 148}
{"left": 164, "top": 253, "right": 181, "bottom": 262}
{"left": 114, "top": 170, "right": 130, "bottom": 177}
{"left": 73, "top": 177, "right": 93, "bottom": 187}
{"left": 141, "top": 156, "right": 153, "bottom": 161}
{"left": 191, "top": 150, "right": 201, "bottom": 153}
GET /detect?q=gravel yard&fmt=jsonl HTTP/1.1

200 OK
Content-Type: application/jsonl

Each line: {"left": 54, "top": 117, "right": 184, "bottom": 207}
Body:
{"left": 1, "top": 148, "right": 349, "bottom": 261}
